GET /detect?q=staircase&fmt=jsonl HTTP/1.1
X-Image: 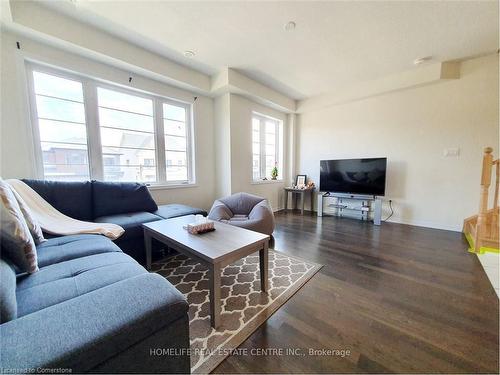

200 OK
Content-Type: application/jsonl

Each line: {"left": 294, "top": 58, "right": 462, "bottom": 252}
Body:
{"left": 463, "top": 147, "right": 499, "bottom": 253}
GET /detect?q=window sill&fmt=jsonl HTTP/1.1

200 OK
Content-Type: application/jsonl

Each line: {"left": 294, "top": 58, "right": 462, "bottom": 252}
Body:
{"left": 251, "top": 179, "right": 284, "bottom": 185}
{"left": 147, "top": 183, "right": 198, "bottom": 191}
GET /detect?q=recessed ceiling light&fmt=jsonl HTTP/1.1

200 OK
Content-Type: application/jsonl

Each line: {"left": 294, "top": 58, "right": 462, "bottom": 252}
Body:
{"left": 184, "top": 50, "right": 195, "bottom": 58}
{"left": 414, "top": 56, "right": 432, "bottom": 65}
{"left": 284, "top": 21, "right": 296, "bottom": 31}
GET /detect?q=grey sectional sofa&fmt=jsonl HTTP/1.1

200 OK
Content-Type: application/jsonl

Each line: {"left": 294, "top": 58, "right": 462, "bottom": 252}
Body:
{"left": 1, "top": 235, "right": 190, "bottom": 373}
{"left": 0, "top": 180, "right": 205, "bottom": 373}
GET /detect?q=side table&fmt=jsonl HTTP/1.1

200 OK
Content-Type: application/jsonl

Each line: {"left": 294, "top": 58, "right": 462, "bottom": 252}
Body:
{"left": 284, "top": 187, "right": 315, "bottom": 215}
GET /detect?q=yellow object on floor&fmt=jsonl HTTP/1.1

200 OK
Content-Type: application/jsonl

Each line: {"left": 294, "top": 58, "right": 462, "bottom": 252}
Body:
{"left": 465, "top": 233, "right": 499, "bottom": 254}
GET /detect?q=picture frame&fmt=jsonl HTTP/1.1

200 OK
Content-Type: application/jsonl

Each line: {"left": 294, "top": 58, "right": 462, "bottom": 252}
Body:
{"left": 295, "top": 174, "right": 307, "bottom": 188}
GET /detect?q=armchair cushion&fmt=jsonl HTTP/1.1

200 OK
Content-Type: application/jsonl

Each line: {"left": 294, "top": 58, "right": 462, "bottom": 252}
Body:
{"left": 207, "top": 200, "right": 232, "bottom": 221}
{"left": 209, "top": 192, "right": 275, "bottom": 235}
{"left": 219, "top": 192, "right": 264, "bottom": 215}
{"left": 248, "top": 200, "right": 276, "bottom": 234}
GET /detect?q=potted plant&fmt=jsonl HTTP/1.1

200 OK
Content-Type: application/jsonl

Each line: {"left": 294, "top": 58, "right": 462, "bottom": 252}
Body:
{"left": 271, "top": 162, "right": 278, "bottom": 180}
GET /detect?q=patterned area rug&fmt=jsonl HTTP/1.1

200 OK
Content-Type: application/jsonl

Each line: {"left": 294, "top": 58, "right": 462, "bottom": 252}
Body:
{"left": 152, "top": 250, "right": 321, "bottom": 374}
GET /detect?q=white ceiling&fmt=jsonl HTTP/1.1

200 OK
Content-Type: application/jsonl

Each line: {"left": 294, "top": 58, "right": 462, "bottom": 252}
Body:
{"left": 41, "top": 1, "right": 498, "bottom": 100}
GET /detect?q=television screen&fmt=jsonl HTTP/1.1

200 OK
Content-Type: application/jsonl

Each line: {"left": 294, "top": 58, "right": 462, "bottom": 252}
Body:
{"left": 320, "top": 158, "right": 387, "bottom": 196}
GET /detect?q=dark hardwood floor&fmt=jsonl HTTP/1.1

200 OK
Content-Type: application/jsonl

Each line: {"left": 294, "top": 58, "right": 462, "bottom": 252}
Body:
{"left": 213, "top": 211, "right": 499, "bottom": 373}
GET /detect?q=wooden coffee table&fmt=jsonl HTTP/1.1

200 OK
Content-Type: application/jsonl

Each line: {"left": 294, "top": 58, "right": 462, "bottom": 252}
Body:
{"left": 142, "top": 215, "right": 270, "bottom": 328}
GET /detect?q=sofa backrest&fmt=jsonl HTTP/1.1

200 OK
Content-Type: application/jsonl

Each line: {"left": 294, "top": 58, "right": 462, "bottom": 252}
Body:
{"left": 22, "top": 179, "right": 93, "bottom": 221}
{"left": 0, "top": 258, "right": 17, "bottom": 323}
{"left": 92, "top": 181, "right": 158, "bottom": 218}
{"left": 20, "top": 179, "right": 158, "bottom": 220}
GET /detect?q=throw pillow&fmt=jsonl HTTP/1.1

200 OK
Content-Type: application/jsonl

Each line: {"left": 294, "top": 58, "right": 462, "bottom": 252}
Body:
{"left": 0, "top": 258, "right": 17, "bottom": 323}
{"left": 0, "top": 180, "right": 38, "bottom": 273}
{"left": 9, "top": 187, "right": 46, "bottom": 245}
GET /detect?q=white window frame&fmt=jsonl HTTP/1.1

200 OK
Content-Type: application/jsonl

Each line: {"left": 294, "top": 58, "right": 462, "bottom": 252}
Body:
{"left": 161, "top": 97, "right": 195, "bottom": 184}
{"left": 25, "top": 62, "right": 195, "bottom": 186}
{"left": 252, "top": 112, "right": 283, "bottom": 182}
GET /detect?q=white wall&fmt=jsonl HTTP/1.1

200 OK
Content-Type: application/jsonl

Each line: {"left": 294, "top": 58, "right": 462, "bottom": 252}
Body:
{"left": 0, "top": 31, "right": 216, "bottom": 211}
{"left": 297, "top": 54, "right": 499, "bottom": 231}
{"left": 213, "top": 93, "right": 232, "bottom": 198}
{"left": 1, "top": 32, "right": 35, "bottom": 179}
{"left": 8, "top": 0, "right": 211, "bottom": 93}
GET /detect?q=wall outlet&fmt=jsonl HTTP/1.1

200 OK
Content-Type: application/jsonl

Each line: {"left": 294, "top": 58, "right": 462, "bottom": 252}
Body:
{"left": 443, "top": 148, "right": 460, "bottom": 157}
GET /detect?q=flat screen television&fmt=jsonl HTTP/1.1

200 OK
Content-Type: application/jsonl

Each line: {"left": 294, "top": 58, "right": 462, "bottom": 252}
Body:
{"left": 320, "top": 158, "right": 387, "bottom": 196}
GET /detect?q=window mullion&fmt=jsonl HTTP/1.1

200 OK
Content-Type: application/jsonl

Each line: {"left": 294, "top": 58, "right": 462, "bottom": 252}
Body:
{"left": 186, "top": 103, "right": 194, "bottom": 184}
{"left": 83, "top": 80, "right": 103, "bottom": 180}
{"left": 155, "top": 100, "right": 167, "bottom": 183}
{"left": 275, "top": 121, "right": 279, "bottom": 179}
{"left": 260, "top": 119, "right": 266, "bottom": 179}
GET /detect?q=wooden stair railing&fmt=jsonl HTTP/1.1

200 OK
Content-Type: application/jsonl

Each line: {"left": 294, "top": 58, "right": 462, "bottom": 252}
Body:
{"left": 463, "top": 147, "right": 500, "bottom": 254}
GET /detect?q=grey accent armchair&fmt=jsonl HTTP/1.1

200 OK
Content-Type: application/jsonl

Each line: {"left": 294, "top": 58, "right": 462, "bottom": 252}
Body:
{"left": 208, "top": 192, "right": 275, "bottom": 235}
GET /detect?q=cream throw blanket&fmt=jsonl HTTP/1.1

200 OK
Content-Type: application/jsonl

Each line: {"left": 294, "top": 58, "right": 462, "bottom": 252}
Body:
{"left": 7, "top": 179, "right": 124, "bottom": 240}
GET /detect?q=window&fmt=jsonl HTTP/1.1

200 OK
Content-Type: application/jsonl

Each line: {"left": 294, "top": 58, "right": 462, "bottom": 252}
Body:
{"left": 97, "top": 87, "right": 156, "bottom": 182}
{"left": 28, "top": 64, "right": 194, "bottom": 185}
{"left": 163, "top": 103, "right": 189, "bottom": 182}
{"left": 32, "top": 71, "right": 90, "bottom": 181}
{"left": 252, "top": 113, "right": 283, "bottom": 181}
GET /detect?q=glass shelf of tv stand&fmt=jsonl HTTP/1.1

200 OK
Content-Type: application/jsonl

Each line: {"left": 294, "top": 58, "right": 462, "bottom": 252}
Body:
{"left": 319, "top": 194, "right": 382, "bottom": 225}
{"left": 327, "top": 203, "right": 371, "bottom": 212}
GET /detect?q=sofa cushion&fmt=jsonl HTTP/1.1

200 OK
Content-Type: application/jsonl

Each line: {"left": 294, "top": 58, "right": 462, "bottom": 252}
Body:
{"left": 16, "top": 252, "right": 145, "bottom": 317}
{"left": 92, "top": 181, "right": 158, "bottom": 218}
{"left": 22, "top": 179, "right": 93, "bottom": 221}
{"left": 36, "top": 234, "right": 121, "bottom": 268}
{"left": 0, "top": 180, "right": 39, "bottom": 273}
{"left": 154, "top": 204, "right": 207, "bottom": 220}
{"left": 0, "top": 259, "right": 17, "bottom": 323}
{"left": 94, "top": 212, "right": 161, "bottom": 242}
{"left": 1, "top": 273, "right": 189, "bottom": 372}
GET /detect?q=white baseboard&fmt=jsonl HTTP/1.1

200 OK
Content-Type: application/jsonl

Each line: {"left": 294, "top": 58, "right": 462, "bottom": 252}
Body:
{"left": 386, "top": 218, "right": 461, "bottom": 232}
{"left": 309, "top": 210, "right": 461, "bottom": 232}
